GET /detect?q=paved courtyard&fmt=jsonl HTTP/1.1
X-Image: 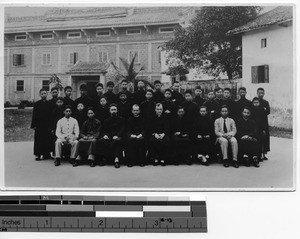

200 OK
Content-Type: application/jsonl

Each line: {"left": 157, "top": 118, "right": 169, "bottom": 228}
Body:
{"left": 4, "top": 137, "right": 294, "bottom": 189}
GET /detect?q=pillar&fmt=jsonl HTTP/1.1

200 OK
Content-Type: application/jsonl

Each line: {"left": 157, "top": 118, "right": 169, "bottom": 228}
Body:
{"left": 116, "top": 44, "right": 120, "bottom": 68}
{"left": 148, "top": 42, "right": 152, "bottom": 73}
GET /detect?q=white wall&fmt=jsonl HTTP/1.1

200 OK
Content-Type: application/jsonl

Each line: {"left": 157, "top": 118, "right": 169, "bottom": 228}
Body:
{"left": 242, "top": 22, "right": 293, "bottom": 110}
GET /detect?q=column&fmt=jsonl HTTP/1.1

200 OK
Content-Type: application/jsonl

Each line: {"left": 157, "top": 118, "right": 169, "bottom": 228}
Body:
{"left": 31, "top": 47, "right": 35, "bottom": 74}
{"left": 148, "top": 42, "right": 152, "bottom": 73}
{"left": 86, "top": 44, "right": 90, "bottom": 61}
{"left": 58, "top": 45, "right": 62, "bottom": 73}
{"left": 67, "top": 75, "right": 72, "bottom": 86}
{"left": 116, "top": 44, "right": 120, "bottom": 68}
{"left": 7, "top": 48, "right": 10, "bottom": 74}
{"left": 31, "top": 77, "right": 35, "bottom": 100}
{"left": 99, "top": 74, "right": 105, "bottom": 86}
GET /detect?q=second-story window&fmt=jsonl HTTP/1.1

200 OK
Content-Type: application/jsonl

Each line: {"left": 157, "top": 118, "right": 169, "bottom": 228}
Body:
{"left": 15, "top": 35, "right": 27, "bottom": 41}
{"left": 159, "top": 27, "right": 174, "bottom": 33}
{"left": 42, "top": 80, "right": 50, "bottom": 91}
{"left": 98, "top": 52, "right": 108, "bottom": 63}
{"left": 67, "top": 32, "right": 82, "bottom": 39}
{"left": 96, "top": 30, "right": 111, "bottom": 37}
{"left": 261, "top": 38, "right": 267, "bottom": 48}
{"left": 41, "top": 33, "right": 54, "bottom": 40}
{"left": 42, "top": 53, "right": 51, "bottom": 65}
{"left": 13, "top": 54, "right": 25, "bottom": 66}
{"left": 126, "top": 29, "right": 141, "bottom": 35}
{"left": 70, "top": 52, "right": 79, "bottom": 65}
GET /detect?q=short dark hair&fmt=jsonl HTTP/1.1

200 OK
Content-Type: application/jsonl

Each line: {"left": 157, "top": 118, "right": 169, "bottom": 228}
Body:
{"left": 164, "top": 88, "right": 172, "bottom": 94}
{"left": 121, "top": 79, "right": 128, "bottom": 84}
{"left": 200, "top": 105, "right": 207, "bottom": 110}
{"left": 99, "top": 96, "right": 107, "bottom": 101}
{"left": 64, "top": 86, "right": 72, "bottom": 92}
{"left": 155, "top": 103, "right": 163, "bottom": 108}
{"left": 223, "top": 88, "right": 231, "bottom": 93}
{"left": 56, "top": 97, "right": 64, "bottom": 102}
{"left": 243, "top": 106, "right": 251, "bottom": 112}
{"left": 239, "top": 87, "right": 247, "bottom": 92}
{"left": 184, "top": 89, "right": 193, "bottom": 95}
{"left": 146, "top": 89, "right": 154, "bottom": 94}
{"left": 154, "top": 80, "right": 162, "bottom": 85}
{"left": 51, "top": 87, "right": 59, "bottom": 92}
{"left": 207, "top": 90, "right": 214, "bottom": 94}
{"left": 80, "top": 84, "right": 87, "bottom": 91}
{"left": 39, "top": 88, "right": 47, "bottom": 93}
{"left": 95, "top": 83, "right": 104, "bottom": 88}
{"left": 64, "top": 105, "right": 72, "bottom": 111}
{"left": 109, "top": 103, "right": 118, "bottom": 109}
{"left": 87, "top": 107, "right": 95, "bottom": 113}
{"left": 173, "top": 81, "right": 180, "bottom": 85}
{"left": 252, "top": 97, "right": 260, "bottom": 102}
{"left": 107, "top": 81, "right": 115, "bottom": 87}
{"left": 257, "top": 87, "right": 265, "bottom": 92}
{"left": 195, "top": 86, "right": 202, "bottom": 90}
{"left": 220, "top": 104, "right": 229, "bottom": 111}
{"left": 214, "top": 87, "right": 222, "bottom": 92}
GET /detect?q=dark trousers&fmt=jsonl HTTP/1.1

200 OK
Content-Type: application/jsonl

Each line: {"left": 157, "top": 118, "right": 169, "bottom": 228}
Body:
{"left": 76, "top": 139, "right": 97, "bottom": 158}
{"left": 148, "top": 136, "right": 169, "bottom": 161}
{"left": 33, "top": 127, "right": 51, "bottom": 157}
{"left": 90, "top": 138, "right": 123, "bottom": 163}
{"left": 238, "top": 138, "right": 259, "bottom": 158}
{"left": 126, "top": 137, "right": 146, "bottom": 165}
{"left": 172, "top": 136, "right": 192, "bottom": 163}
{"left": 194, "top": 138, "right": 213, "bottom": 157}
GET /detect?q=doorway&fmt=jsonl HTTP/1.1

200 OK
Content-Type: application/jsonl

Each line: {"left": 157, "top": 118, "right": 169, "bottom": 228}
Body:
{"left": 72, "top": 75, "right": 100, "bottom": 99}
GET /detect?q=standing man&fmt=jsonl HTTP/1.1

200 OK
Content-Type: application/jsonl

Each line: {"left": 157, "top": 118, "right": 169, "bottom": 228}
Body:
{"left": 152, "top": 80, "right": 165, "bottom": 103}
{"left": 221, "top": 88, "right": 236, "bottom": 119}
{"left": 181, "top": 90, "right": 199, "bottom": 124}
{"left": 63, "top": 86, "right": 75, "bottom": 111}
{"left": 171, "top": 81, "right": 184, "bottom": 109}
{"left": 103, "top": 81, "right": 118, "bottom": 105}
{"left": 117, "top": 79, "right": 133, "bottom": 104}
{"left": 193, "top": 86, "right": 205, "bottom": 107}
{"left": 140, "top": 89, "right": 156, "bottom": 123}
{"left": 54, "top": 105, "right": 79, "bottom": 166}
{"left": 132, "top": 80, "right": 146, "bottom": 105}
{"left": 74, "top": 84, "right": 93, "bottom": 112}
{"left": 214, "top": 87, "right": 224, "bottom": 105}
{"left": 235, "top": 87, "right": 252, "bottom": 120}
{"left": 93, "top": 83, "right": 104, "bottom": 109}
{"left": 48, "top": 87, "right": 59, "bottom": 113}
{"left": 31, "top": 88, "right": 52, "bottom": 161}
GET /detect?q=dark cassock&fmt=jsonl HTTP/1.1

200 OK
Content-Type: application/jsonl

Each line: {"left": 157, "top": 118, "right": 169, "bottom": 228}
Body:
{"left": 147, "top": 114, "right": 170, "bottom": 164}
{"left": 193, "top": 95, "right": 205, "bottom": 108}
{"left": 152, "top": 90, "right": 165, "bottom": 104}
{"left": 48, "top": 97, "right": 58, "bottom": 113}
{"left": 74, "top": 109, "right": 88, "bottom": 130}
{"left": 117, "top": 90, "right": 133, "bottom": 104}
{"left": 215, "top": 97, "right": 223, "bottom": 106}
{"left": 203, "top": 99, "right": 220, "bottom": 121}
{"left": 95, "top": 105, "right": 110, "bottom": 124}
{"left": 259, "top": 98, "right": 270, "bottom": 152}
{"left": 162, "top": 99, "right": 176, "bottom": 121}
{"left": 31, "top": 99, "right": 52, "bottom": 158}
{"left": 251, "top": 106, "right": 269, "bottom": 159}
{"left": 192, "top": 114, "right": 214, "bottom": 163}
{"left": 220, "top": 98, "right": 237, "bottom": 119}
{"left": 236, "top": 117, "right": 259, "bottom": 162}
{"left": 90, "top": 115, "right": 126, "bottom": 163}
{"left": 170, "top": 115, "right": 193, "bottom": 165}
{"left": 126, "top": 115, "right": 146, "bottom": 166}
{"left": 132, "top": 89, "right": 146, "bottom": 105}
{"left": 63, "top": 96, "right": 75, "bottom": 112}
{"left": 140, "top": 100, "right": 156, "bottom": 122}
{"left": 92, "top": 94, "right": 104, "bottom": 110}
{"left": 103, "top": 91, "right": 118, "bottom": 105}
{"left": 171, "top": 91, "right": 184, "bottom": 109}
{"left": 76, "top": 118, "right": 101, "bottom": 159}
{"left": 117, "top": 101, "right": 132, "bottom": 120}
{"left": 235, "top": 98, "right": 252, "bottom": 120}
{"left": 74, "top": 95, "right": 94, "bottom": 111}
{"left": 181, "top": 100, "right": 199, "bottom": 123}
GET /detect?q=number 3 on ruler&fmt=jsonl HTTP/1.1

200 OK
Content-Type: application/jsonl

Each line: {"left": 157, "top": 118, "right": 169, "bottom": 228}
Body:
{"left": 154, "top": 220, "right": 158, "bottom": 226}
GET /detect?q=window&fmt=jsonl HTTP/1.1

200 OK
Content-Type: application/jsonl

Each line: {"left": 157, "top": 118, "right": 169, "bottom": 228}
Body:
{"left": 41, "top": 33, "right": 54, "bottom": 40}
{"left": 98, "top": 52, "right": 108, "bottom": 63}
{"left": 15, "top": 35, "right": 27, "bottom": 41}
{"left": 70, "top": 52, "right": 78, "bottom": 65}
{"left": 42, "top": 53, "right": 51, "bottom": 65}
{"left": 128, "top": 50, "right": 139, "bottom": 63}
{"left": 13, "top": 54, "right": 25, "bottom": 66}
{"left": 96, "top": 30, "right": 111, "bottom": 37}
{"left": 67, "top": 32, "right": 81, "bottom": 39}
{"left": 159, "top": 27, "right": 174, "bottom": 33}
{"left": 261, "top": 38, "right": 267, "bottom": 48}
{"left": 42, "top": 80, "right": 50, "bottom": 91}
{"left": 16, "top": 80, "right": 24, "bottom": 92}
{"left": 251, "top": 65, "right": 269, "bottom": 83}
{"left": 126, "top": 29, "right": 141, "bottom": 35}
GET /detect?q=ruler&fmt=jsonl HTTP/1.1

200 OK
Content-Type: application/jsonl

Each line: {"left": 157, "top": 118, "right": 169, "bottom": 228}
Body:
{"left": 0, "top": 195, "right": 207, "bottom": 233}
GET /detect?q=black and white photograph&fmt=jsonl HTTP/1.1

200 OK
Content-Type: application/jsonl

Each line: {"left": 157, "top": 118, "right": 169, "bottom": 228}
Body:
{"left": 2, "top": 4, "right": 294, "bottom": 189}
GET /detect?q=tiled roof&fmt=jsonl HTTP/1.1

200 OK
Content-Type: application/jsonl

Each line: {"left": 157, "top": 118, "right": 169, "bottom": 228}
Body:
{"left": 5, "top": 7, "right": 193, "bottom": 33}
{"left": 67, "top": 61, "right": 109, "bottom": 74}
{"left": 227, "top": 6, "right": 293, "bottom": 35}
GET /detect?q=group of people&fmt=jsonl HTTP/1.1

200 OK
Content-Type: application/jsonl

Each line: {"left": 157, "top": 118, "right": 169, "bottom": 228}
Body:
{"left": 31, "top": 79, "right": 270, "bottom": 168}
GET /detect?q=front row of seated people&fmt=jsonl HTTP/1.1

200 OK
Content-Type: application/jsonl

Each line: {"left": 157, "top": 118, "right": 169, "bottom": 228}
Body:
{"left": 54, "top": 102, "right": 261, "bottom": 168}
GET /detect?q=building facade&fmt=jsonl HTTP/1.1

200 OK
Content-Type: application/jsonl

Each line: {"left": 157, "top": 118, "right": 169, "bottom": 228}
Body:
{"left": 4, "top": 7, "right": 196, "bottom": 104}
{"left": 228, "top": 6, "right": 293, "bottom": 110}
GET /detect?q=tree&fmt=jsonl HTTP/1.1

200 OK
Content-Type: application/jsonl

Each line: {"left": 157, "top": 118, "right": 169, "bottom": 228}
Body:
{"left": 49, "top": 74, "right": 63, "bottom": 94}
{"left": 164, "top": 6, "right": 262, "bottom": 79}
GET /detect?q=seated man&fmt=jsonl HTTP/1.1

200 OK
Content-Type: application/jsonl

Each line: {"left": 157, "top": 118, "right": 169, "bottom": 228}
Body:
{"left": 73, "top": 107, "right": 101, "bottom": 167}
{"left": 126, "top": 104, "right": 146, "bottom": 167}
{"left": 89, "top": 104, "right": 125, "bottom": 168}
{"left": 192, "top": 105, "right": 214, "bottom": 166}
{"left": 147, "top": 103, "right": 170, "bottom": 166}
{"left": 236, "top": 107, "right": 260, "bottom": 167}
{"left": 170, "top": 106, "right": 193, "bottom": 165}
{"left": 215, "top": 105, "right": 239, "bottom": 168}
{"left": 55, "top": 105, "right": 79, "bottom": 166}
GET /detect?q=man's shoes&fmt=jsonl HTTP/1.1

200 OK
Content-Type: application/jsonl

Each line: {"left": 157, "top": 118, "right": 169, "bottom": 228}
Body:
{"left": 253, "top": 158, "right": 260, "bottom": 168}
{"left": 127, "top": 164, "right": 133, "bottom": 167}
{"left": 243, "top": 156, "right": 250, "bottom": 167}
{"left": 223, "top": 159, "right": 229, "bottom": 168}
{"left": 90, "top": 161, "right": 96, "bottom": 167}
{"left": 232, "top": 161, "right": 239, "bottom": 168}
{"left": 186, "top": 159, "right": 192, "bottom": 165}
{"left": 263, "top": 156, "right": 268, "bottom": 160}
{"left": 140, "top": 163, "right": 145, "bottom": 167}
{"left": 114, "top": 161, "right": 120, "bottom": 168}
{"left": 99, "top": 161, "right": 105, "bottom": 166}
{"left": 44, "top": 155, "right": 52, "bottom": 160}
{"left": 153, "top": 159, "right": 159, "bottom": 166}
{"left": 73, "top": 161, "right": 79, "bottom": 167}
{"left": 35, "top": 156, "right": 41, "bottom": 161}
{"left": 54, "top": 159, "right": 61, "bottom": 166}
{"left": 160, "top": 160, "right": 166, "bottom": 166}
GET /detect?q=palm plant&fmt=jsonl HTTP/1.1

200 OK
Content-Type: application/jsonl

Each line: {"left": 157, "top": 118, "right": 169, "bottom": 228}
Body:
{"left": 49, "top": 74, "right": 63, "bottom": 95}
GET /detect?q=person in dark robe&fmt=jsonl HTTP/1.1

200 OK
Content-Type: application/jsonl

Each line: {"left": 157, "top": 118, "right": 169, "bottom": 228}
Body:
{"left": 147, "top": 103, "right": 170, "bottom": 166}
{"left": 170, "top": 106, "right": 193, "bottom": 165}
{"left": 257, "top": 87, "right": 270, "bottom": 159}
{"left": 193, "top": 86, "right": 205, "bottom": 107}
{"left": 221, "top": 88, "right": 237, "bottom": 119}
{"left": 63, "top": 86, "right": 75, "bottom": 112}
{"left": 103, "top": 81, "right": 118, "bottom": 105}
{"left": 192, "top": 106, "right": 214, "bottom": 166}
{"left": 50, "top": 97, "right": 65, "bottom": 156}
{"left": 203, "top": 90, "right": 220, "bottom": 121}
{"left": 89, "top": 104, "right": 125, "bottom": 168}
{"left": 132, "top": 80, "right": 146, "bottom": 105}
{"left": 140, "top": 89, "right": 156, "bottom": 123}
{"left": 48, "top": 87, "right": 59, "bottom": 113}
{"left": 74, "top": 103, "right": 88, "bottom": 129}
{"left": 251, "top": 97, "right": 269, "bottom": 161}
{"left": 73, "top": 107, "right": 101, "bottom": 167}
{"left": 152, "top": 80, "right": 165, "bottom": 103}
{"left": 235, "top": 87, "right": 252, "bottom": 120}
{"left": 93, "top": 83, "right": 104, "bottom": 109}
{"left": 214, "top": 87, "right": 224, "bottom": 105}
{"left": 126, "top": 104, "right": 146, "bottom": 167}
{"left": 31, "top": 88, "right": 52, "bottom": 160}
{"left": 95, "top": 96, "right": 110, "bottom": 123}
{"left": 74, "top": 84, "right": 93, "bottom": 113}
{"left": 181, "top": 90, "right": 199, "bottom": 124}
{"left": 236, "top": 107, "right": 260, "bottom": 167}
{"left": 117, "top": 79, "right": 133, "bottom": 104}
{"left": 117, "top": 93, "right": 132, "bottom": 120}
{"left": 161, "top": 88, "right": 176, "bottom": 121}
{"left": 171, "top": 81, "right": 184, "bottom": 109}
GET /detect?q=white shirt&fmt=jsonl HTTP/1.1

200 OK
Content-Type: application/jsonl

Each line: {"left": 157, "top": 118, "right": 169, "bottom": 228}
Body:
{"left": 55, "top": 116, "right": 79, "bottom": 140}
